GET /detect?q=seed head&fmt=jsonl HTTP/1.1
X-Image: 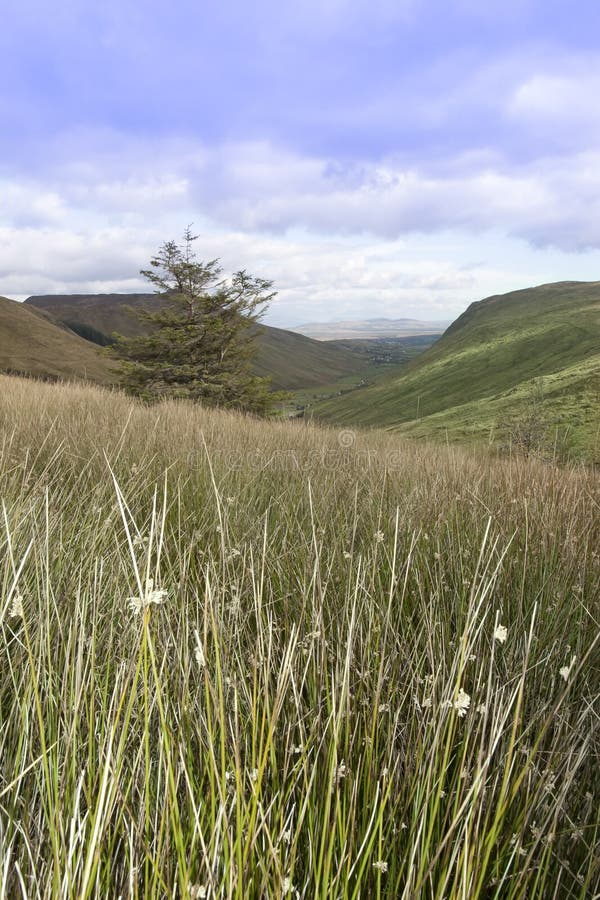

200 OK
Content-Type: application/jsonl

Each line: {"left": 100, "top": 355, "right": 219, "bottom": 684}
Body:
{"left": 559, "top": 655, "right": 576, "bottom": 682}
{"left": 454, "top": 688, "right": 471, "bottom": 717}
{"left": 128, "top": 578, "right": 167, "bottom": 614}
{"left": 494, "top": 624, "right": 508, "bottom": 644}
{"left": 9, "top": 594, "right": 24, "bottom": 619}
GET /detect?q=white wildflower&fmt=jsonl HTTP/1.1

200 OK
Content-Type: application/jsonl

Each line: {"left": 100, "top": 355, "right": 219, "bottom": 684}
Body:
{"left": 421, "top": 696, "right": 433, "bottom": 708}
{"left": 334, "top": 760, "right": 348, "bottom": 784}
{"left": 193, "top": 629, "right": 206, "bottom": 669}
{"left": 226, "top": 496, "right": 235, "bottom": 505}
{"left": 249, "top": 768, "right": 259, "bottom": 783}
{"left": 373, "top": 860, "right": 388, "bottom": 873}
{"left": 378, "top": 703, "right": 390, "bottom": 714}
{"left": 189, "top": 886, "right": 207, "bottom": 899}
{"left": 282, "top": 876, "right": 293, "bottom": 894}
{"left": 128, "top": 578, "right": 167, "bottom": 614}
{"left": 454, "top": 688, "right": 471, "bottom": 717}
{"left": 494, "top": 623, "right": 508, "bottom": 644}
{"left": 343, "top": 551, "right": 351, "bottom": 559}
{"left": 374, "top": 531, "right": 385, "bottom": 543}
{"left": 9, "top": 594, "right": 24, "bottom": 619}
{"left": 476, "top": 703, "right": 487, "bottom": 715}
{"left": 559, "top": 655, "right": 576, "bottom": 682}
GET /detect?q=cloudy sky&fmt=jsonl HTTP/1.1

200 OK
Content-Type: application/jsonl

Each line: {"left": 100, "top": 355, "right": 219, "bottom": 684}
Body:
{"left": 2, "top": 0, "right": 600, "bottom": 326}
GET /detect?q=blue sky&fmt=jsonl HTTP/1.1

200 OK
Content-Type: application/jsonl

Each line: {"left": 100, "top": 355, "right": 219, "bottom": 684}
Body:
{"left": 2, "top": 0, "right": 600, "bottom": 326}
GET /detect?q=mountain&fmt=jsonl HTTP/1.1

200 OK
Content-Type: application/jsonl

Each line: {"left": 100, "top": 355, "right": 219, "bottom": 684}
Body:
{"left": 313, "top": 282, "right": 600, "bottom": 460}
{"left": 0, "top": 295, "right": 114, "bottom": 383}
{"left": 289, "top": 317, "right": 449, "bottom": 340}
{"left": 25, "top": 294, "right": 366, "bottom": 391}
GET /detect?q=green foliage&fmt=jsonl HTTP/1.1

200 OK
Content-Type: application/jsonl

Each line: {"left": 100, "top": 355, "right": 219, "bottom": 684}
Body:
{"left": 62, "top": 319, "right": 113, "bottom": 346}
{"left": 111, "top": 229, "right": 279, "bottom": 414}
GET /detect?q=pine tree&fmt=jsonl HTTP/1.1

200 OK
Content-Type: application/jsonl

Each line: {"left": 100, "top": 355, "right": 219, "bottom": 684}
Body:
{"left": 111, "top": 229, "right": 279, "bottom": 413}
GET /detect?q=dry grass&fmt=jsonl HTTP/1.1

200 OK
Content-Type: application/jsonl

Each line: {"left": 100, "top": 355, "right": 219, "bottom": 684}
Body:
{"left": 0, "top": 374, "right": 598, "bottom": 898}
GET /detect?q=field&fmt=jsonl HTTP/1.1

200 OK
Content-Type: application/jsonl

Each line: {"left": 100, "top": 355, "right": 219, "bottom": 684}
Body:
{"left": 0, "top": 374, "right": 599, "bottom": 898}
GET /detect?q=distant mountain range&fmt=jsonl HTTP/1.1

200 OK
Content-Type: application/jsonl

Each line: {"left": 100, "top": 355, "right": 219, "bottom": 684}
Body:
{"left": 314, "top": 281, "right": 600, "bottom": 460}
{"left": 290, "top": 317, "right": 449, "bottom": 340}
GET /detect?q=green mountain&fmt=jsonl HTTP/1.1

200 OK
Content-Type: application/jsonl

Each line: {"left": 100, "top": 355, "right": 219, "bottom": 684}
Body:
{"left": 314, "top": 281, "right": 600, "bottom": 460}
{"left": 0, "top": 295, "right": 114, "bottom": 384}
{"left": 25, "top": 293, "right": 366, "bottom": 391}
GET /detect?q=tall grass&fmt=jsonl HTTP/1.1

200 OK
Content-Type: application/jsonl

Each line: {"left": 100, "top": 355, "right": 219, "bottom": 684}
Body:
{"left": 0, "top": 374, "right": 598, "bottom": 898}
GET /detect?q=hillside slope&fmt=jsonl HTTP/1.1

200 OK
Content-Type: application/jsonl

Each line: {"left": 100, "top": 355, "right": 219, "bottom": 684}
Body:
{"left": 25, "top": 294, "right": 364, "bottom": 391}
{"left": 0, "top": 295, "right": 114, "bottom": 383}
{"left": 314, "top": 281, "right": 600, "bottom": 459}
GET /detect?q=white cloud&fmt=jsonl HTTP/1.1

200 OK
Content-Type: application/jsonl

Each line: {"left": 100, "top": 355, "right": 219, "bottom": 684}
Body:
{"left": 3, "top": 133, "right": 600, "bottom": 323}
{"left": 509, "top": 71, "right": 600, "bottom": 126}
{"left": 0, "top": 181, "right": 67, "bottom": 227}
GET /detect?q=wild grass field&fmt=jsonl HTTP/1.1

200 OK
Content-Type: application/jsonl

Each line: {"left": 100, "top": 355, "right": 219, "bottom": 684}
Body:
{"left": 0, "top": 374, "right": 598, "bottom": 899}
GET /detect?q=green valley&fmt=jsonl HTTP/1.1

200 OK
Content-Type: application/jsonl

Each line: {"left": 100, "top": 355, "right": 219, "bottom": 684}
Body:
{"left": 313, "top": 281, "right": 600, "bottom": 460}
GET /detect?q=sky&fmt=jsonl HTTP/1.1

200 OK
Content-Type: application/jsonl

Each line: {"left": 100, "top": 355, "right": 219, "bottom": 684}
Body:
{"left": 2, "top": 0, "right": 600, "bottom": 327}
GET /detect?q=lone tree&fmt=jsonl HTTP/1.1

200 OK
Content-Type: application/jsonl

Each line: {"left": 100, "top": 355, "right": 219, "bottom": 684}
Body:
{"left": 112, "top": 229, "right": 278, "bottom": 413}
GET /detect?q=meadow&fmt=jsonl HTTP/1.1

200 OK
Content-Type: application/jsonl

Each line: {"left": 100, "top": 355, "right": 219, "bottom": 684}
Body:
{"left": 0, "top": 374, "right": 598, "bottom": 898}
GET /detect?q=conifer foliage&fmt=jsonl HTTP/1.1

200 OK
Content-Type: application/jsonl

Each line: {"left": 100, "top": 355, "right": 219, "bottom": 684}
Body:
{"left": 112, "top": 229, "right": 277, "bottom": 413}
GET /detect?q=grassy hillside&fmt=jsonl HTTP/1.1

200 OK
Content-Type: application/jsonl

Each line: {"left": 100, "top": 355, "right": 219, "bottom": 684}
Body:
{"left": 0, "top": 295, "right": 114, "bottom": 383}
{"left": 314, "top": 281, "right": 600, "bottom": 460}
{"left": 0, "top": 374, "right": 598, "bottom": 897}
{"left": 26, "top": 294, "right": 365, "bottom": 391}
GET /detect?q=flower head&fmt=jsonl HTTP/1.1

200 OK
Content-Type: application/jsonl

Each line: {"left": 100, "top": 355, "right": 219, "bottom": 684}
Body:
{"left": 373, "top": 860, "right": 388, "bottom": 873}
{"left": 374, "top": 531, "right": 385, "bottom": 543}
{"left": 454, "top": 688, "right": 471, "bottom": 717}
{"left": 193, "top": 629, "right": 206, "bottom": 668}
{"left": 559, "top": 655, "right": 576, "bottom": 682}
{"left": 128, "top": 578, "right": 167, "bottom": 614}
{"left": 494, "top": 624, "right": 508, "bottom": 644}
{"left": 9, "top": 594, "right": 24, "bottom": 619}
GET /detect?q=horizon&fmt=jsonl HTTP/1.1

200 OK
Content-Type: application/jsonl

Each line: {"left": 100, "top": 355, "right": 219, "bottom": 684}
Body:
{"left": 2, "top": 1, "right": 600, "bottom": 327}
